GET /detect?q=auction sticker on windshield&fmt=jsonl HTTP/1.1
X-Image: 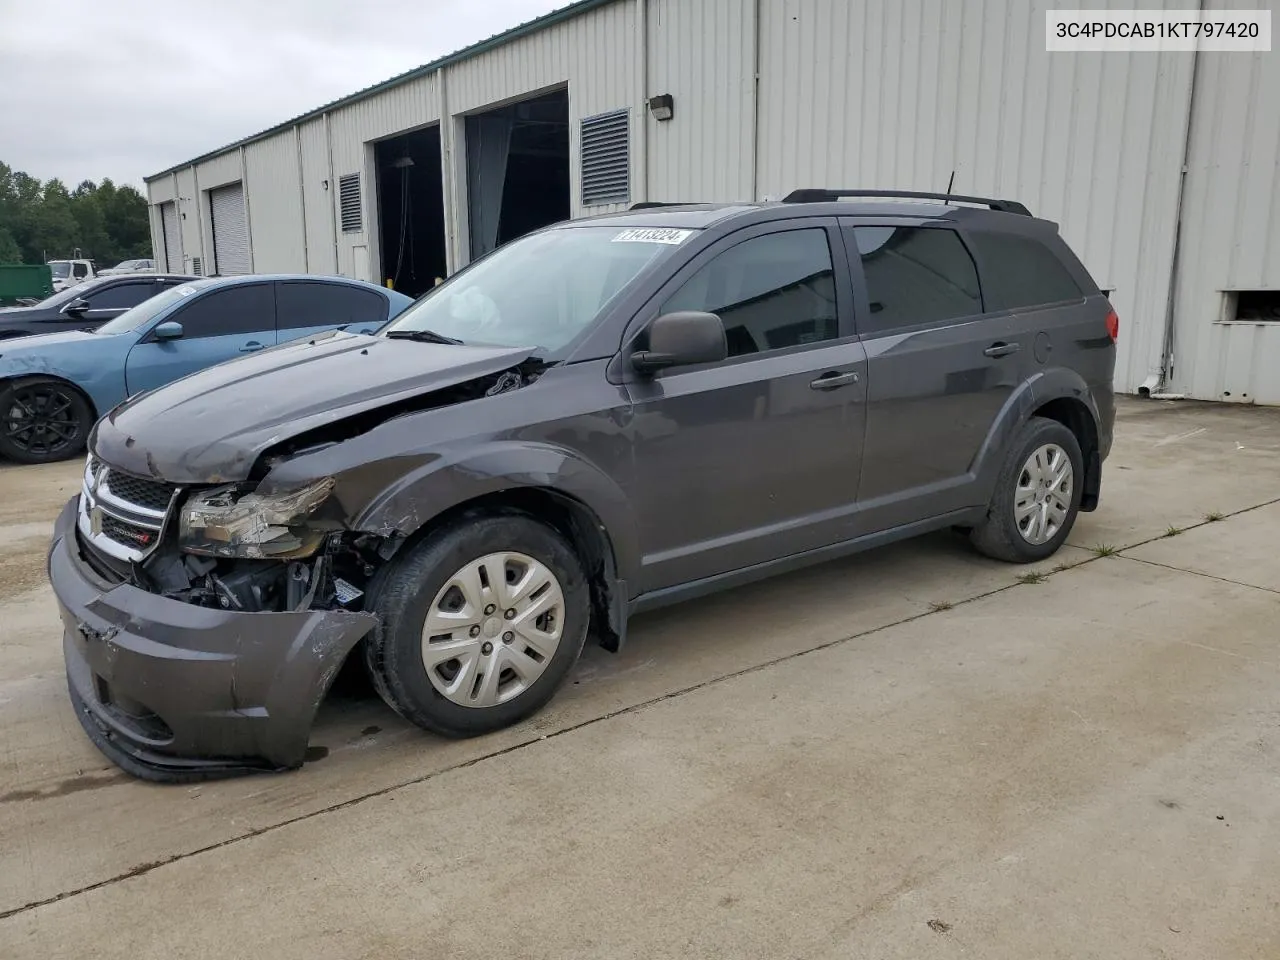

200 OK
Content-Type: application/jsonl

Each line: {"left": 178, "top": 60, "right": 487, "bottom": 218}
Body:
{"left": 612, "top": 228, "right": 693, "bottom": 245}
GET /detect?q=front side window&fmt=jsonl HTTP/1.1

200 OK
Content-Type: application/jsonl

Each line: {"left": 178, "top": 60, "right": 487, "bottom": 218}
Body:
{"left": 384, "top": 225, "right": 685, "bottom": 352}
{"left": 72, "top": 262, "right": 89, "bottom": 279}
{"left": 660, "top": 228, "right": 838, "bottom": 358}
{"left": 94, "top": 282, "right": 212, "bottom": 335}
{"left": 169, "top": 284, "right": 274, "bottom": 339}
{"left": 849, "top": 226, "right": 982, "bottom": 334}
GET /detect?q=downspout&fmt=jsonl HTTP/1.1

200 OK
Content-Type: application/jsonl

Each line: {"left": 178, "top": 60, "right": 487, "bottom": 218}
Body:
{"left": 295, "top": 124, "right": 310, "bottom": 272}
{"left": 749, "top": 0, "right": 762, "bottom": 201}
{"left": 240, "top": 145, "right": 254, "bottom": 272}
{"left": 324, "top": 111, "right": 339, "bottom": 273}
{"left": 438, "top": 67, "right": 459, "bottom": 276}
{"left": 1146, "top": 0, "right": 1204, "bottom": 399}
{"left": 636, "top": 0, "right": 648, "bottom": 203}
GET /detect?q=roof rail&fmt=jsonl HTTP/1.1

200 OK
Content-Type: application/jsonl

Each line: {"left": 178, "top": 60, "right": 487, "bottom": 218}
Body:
{"left": 781, "top": 189, "right": 1032, "bottom": 217}
{"left": 628, "top": 201, "right": 692, "bottom": 210}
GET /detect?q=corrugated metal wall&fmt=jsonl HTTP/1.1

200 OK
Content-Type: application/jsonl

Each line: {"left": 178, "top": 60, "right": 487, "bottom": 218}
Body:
{"left": 1168, "top": 0, "right": 1280, "bottom": 403}
{"left": 645, "top": 0, "right": 755, "bottom": 202}
{"left": 243, "top": 131, "right": 306, "bottom": 273}
{"left": 329, "top": 73, "right": 439, "bottom": 279}
{"left": 298, "top": 118, "right": 337, "bottom": 275}
{"left": 144, "top": 0, "right": 1280, "bottom": 402}
{"left": 447, "top": 0, "right": 638, "bottom": 223}
{"left": 754, "top": 0, "right": 1196, "bottom": 394}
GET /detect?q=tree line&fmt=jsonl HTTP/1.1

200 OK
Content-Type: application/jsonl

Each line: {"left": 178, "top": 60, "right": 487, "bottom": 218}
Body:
{"left": 0, "top": 161, "right": 153, "bottom": 267}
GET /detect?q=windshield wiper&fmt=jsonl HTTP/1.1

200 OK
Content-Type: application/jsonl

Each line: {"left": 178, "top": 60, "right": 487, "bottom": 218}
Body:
{"left": 385, "top": 329, "right": 465, "bottom": 345}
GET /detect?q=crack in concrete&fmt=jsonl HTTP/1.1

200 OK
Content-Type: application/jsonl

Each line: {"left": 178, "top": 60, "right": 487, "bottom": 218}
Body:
{"left": 4, "top": 495, "right": 1279, "bottom": 923}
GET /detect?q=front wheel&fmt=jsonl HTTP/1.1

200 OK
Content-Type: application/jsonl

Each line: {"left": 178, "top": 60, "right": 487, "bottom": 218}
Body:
{"left": 969, "top": 416, "right": 1084, "bottom": 563}
{"left": 0, "top": 377, "right": 94, "bottom": 464}
{"left": 364, "top": 515, "right": 590, "bottom": 738}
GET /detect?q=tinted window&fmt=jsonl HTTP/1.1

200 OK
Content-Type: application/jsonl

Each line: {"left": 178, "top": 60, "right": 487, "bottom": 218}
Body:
{"left": 275, "top": 281, "right": 387, "bottom": 331}
{"left": 661, "top": 229, "right": 838, "bottom": 357}
{"left": 168, "top": 284, "right": 274, "bottom": 339}
{"left": 965, "top": 232, "right": 1083, "bottom": 309}
{"left": 72, "top": 262, "right": 89, "bottom": 279}
{"left": 86, "top": 281, "right": 156, "bottom": 310}
{"left": 849, "top": 226, "right": 982, "bottom": 334}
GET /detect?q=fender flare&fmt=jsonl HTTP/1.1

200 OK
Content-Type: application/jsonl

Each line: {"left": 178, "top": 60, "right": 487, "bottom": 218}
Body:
{"left": 970, "top": 368, "right": 1102, "bottom": 497}
{"left": 348, "top": 440, "right": 641, "bottom": 587}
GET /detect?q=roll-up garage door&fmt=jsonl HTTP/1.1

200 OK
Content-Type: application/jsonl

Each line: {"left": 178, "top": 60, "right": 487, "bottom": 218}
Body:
{"left": 160, "top": 202, "right": 182, "bottom": 273}
{"left": 209, "top": 183, "right": 251, "bottom": 275}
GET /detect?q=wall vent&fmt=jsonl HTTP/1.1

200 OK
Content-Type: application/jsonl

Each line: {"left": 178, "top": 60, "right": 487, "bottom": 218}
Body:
{"left": 339, "top": 173, "right": 362, "bottom": 233}
{"left": 580, "top": 110, "right": 630, "bottom": 206}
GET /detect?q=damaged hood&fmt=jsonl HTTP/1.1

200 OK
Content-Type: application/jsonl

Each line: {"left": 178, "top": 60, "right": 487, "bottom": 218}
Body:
{"left": 92, "top": 330, "right": 536, "bottom": 483}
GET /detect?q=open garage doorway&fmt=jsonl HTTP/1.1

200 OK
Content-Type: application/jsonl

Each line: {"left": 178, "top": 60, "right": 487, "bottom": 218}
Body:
{"left": 465, "top": 88, "right": 570, "bottom": 262}
{"left": 375, "top": 125, "right": 447, "bottom": 299}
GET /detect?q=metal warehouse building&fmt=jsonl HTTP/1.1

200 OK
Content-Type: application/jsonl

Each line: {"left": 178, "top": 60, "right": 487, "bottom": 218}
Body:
{"left": 146, "top": 0, "right": 1280, "bottom": 403}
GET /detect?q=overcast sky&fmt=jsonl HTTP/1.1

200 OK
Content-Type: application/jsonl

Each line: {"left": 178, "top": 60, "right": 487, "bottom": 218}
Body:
{"left": 0, "top": 0, "right": 564, "bottom": 190}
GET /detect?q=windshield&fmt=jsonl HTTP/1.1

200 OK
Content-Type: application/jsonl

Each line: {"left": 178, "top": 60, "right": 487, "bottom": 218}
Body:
{"left": 384, "top": 225, "right": 693, "bottom": 352}
{"left": 94, "top": 283, "right": 202, "bottom": 335}
{"left": 48, "top": 262, "right": 71, "bottom": 279}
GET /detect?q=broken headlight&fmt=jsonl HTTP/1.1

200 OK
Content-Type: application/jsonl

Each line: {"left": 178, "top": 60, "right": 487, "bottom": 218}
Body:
{"left": 178, "top": 477, "right": 336, "bottom": 559}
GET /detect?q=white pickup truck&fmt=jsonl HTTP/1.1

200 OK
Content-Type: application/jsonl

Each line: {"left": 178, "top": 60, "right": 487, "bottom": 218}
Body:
{"left": 47, "top": 258, "right": 97, "bottom": 292}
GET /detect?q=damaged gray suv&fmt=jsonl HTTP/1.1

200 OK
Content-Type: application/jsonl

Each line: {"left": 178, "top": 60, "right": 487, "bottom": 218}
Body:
{"left": 49, "top": 189, "right": 1117, "bottom": 780}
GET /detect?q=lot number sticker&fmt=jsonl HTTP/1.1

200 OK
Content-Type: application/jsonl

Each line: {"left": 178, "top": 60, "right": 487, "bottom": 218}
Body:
{"left": 612, "top": 228, "right": 693, "bottom": 245}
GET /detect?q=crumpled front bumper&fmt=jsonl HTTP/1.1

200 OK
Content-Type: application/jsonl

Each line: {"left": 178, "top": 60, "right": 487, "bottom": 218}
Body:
{"left": 48, "top": 497, "right": 377, "bottom": 782}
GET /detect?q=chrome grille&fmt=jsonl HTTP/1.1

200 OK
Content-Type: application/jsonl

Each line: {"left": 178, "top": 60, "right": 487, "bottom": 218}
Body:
{"left": 78, "top": 457, "right": 179, "bottom": 564}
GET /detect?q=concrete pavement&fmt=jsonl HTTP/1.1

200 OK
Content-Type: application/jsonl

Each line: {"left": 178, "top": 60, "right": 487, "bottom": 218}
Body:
{"left": 2, "top": 397, "right": 1279, "bottom": 958}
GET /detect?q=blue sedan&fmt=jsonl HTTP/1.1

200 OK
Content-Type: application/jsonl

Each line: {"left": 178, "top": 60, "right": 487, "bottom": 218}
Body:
{"left": 0, "top": 274, "right": 413, "bottom": 464}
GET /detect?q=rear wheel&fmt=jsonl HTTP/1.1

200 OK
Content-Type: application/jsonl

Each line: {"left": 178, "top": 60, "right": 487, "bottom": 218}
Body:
{"left": 0, "top": 377, "right": 94, "bottom": 464}
{"left": 364, "top": 515, "right": 590, "bottom": 738}
{"left": 969, "top": 416, "right": 1083, "bottom": 563}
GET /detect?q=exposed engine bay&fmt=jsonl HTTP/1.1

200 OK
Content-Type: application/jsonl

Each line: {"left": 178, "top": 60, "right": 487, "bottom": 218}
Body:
{"left": 77, "top": 358, "right": 546, "bottom": 616}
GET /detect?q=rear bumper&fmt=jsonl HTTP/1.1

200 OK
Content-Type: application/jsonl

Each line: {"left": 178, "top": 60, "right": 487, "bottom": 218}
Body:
{"left": 49, "top": 497, "right": 377, "bottom": 782}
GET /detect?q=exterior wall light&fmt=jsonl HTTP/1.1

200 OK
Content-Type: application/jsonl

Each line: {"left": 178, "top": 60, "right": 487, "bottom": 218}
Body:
{"left": 647, "top": 94, "right": 674, "bottom": 121}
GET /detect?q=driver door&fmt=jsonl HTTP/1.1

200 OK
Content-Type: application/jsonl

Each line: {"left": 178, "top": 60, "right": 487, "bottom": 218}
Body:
{"left": 124, "top": 283, "right": 277, "bottom": 397}
{"left": 622, "top": 220, "right": 869, "bottom": 592}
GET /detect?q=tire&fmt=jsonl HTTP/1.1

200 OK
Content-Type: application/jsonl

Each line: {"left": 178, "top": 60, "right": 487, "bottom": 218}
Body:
{"left": 969, "top": 416, "right": 1084, "bottom": 564}
{"left": 364, "top": 515, "right": 590, "bottom": 738}
{"left": 0, "top": 376, "right": 94, "bottom": 465}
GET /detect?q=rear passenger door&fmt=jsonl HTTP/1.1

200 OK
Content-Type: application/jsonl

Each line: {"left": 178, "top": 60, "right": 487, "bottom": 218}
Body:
{"left": 274, "top": 280, "right": 388, "bottom": 344}
{"left": 842, "top": 219, "right": 1028, "bottom": 530}
{"left": 124, "top": 283, "right": 278, "bottom": 396}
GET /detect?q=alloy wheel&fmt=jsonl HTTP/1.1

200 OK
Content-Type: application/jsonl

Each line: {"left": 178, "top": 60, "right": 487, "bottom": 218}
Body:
{"left": 3, "top": 384, "right": 83, "bottom": 459}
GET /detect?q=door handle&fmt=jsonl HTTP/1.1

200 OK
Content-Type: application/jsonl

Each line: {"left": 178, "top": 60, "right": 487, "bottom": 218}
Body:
{"left": 809, "top": 370, "right": 860, "bottom": 391}
{"left": 983, "top": 341, "right": 1020, "bottom": 358}
{"left": 239, "top": 341, "right": 265, "bottom": 353}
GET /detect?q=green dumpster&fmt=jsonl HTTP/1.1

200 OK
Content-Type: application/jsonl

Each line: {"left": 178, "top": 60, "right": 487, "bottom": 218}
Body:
{"left": 0, "top": 264, "right": 54, "bottom": 307}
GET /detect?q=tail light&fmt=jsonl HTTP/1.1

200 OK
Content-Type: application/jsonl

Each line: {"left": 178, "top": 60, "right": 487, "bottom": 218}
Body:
{"left": 1105, "top": 307, "right": 1119, "bottom": 343}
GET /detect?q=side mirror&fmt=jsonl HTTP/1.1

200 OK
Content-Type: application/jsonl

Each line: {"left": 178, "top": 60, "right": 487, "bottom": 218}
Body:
{"left": 631, "top": 311, "right": 727, "bottom": 374}
{"left": 152, "top": 320, "right": 184, "bottom": 341}
{"left": 63, "top": 297, "right": 90, "bottom": 316}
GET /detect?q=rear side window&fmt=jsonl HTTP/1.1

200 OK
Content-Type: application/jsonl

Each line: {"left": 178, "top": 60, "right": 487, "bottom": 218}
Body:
{"left": 661, "top": 228, "right": 838, "bottom": 357}
{"left": 275, "top": 281, "right": 388, "bottom": 331}
{"left": 966, "top": 232, "right": 1083, "bottom": 309}
{"left": 848, "top": 226, "right": 982, "bottom": 334}
{"left": 168, "top": 284, "right": 274, "bottom": 339}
